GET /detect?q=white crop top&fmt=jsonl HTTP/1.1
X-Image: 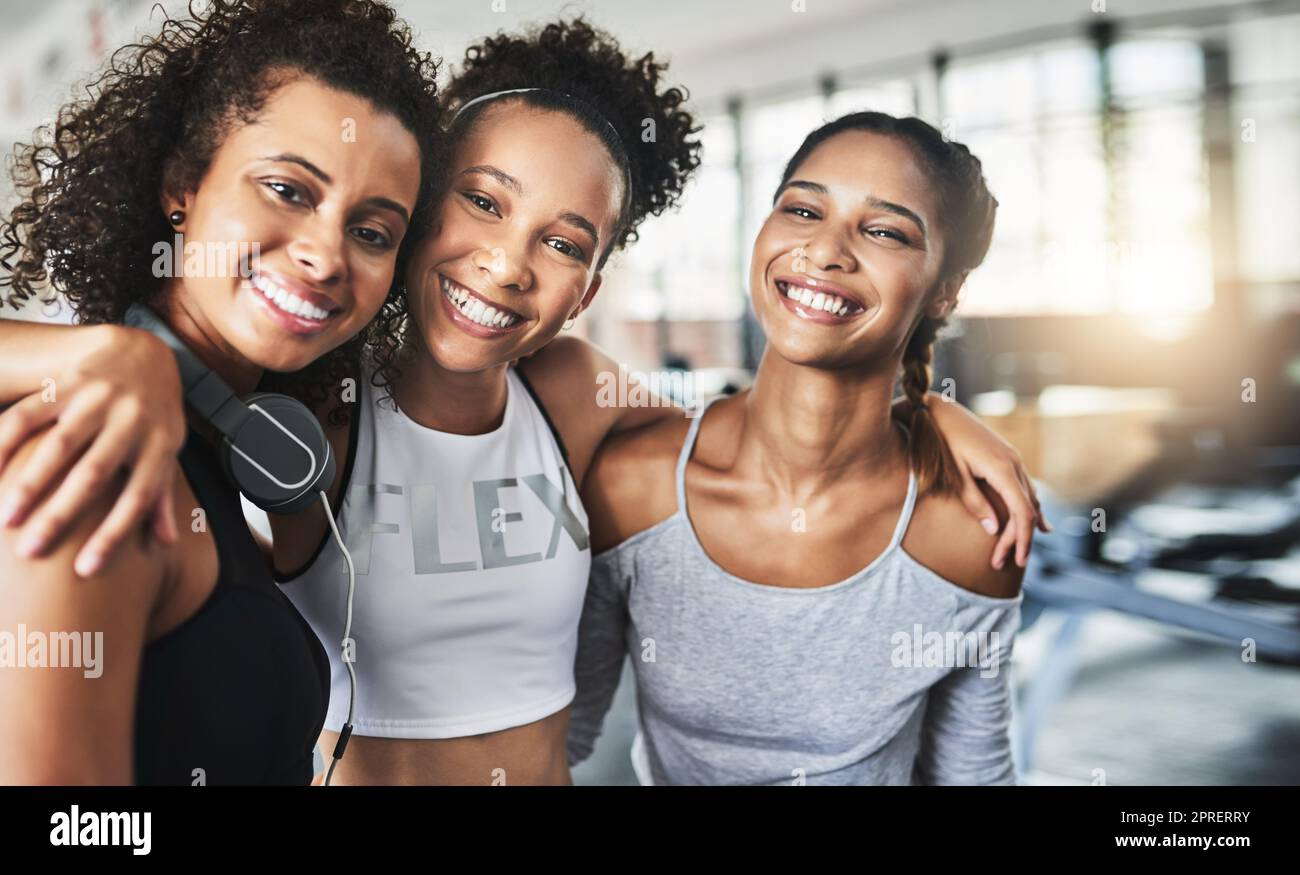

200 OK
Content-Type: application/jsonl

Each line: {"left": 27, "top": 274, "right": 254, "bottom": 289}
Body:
{"left": 279, "top": 366, "right": 591, "bottom": 739}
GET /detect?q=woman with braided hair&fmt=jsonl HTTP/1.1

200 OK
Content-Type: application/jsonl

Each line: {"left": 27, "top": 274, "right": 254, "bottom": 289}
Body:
{"left": 569, "top": 112, "right": 1028, "bottom": 785}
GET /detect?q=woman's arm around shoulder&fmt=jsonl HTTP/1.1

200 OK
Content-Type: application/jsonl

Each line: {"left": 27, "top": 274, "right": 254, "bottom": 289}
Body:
{"left": 518, "top": 336, "right": 685, "bottom": 488}
{"left": 0, "top": 428, "right": 171, "bottom": 783}
{"left": 581, "top": 412, "right": 692, "bottom": 555}
{"left": 0, "top": 319, "right": 184, "bottom": 574}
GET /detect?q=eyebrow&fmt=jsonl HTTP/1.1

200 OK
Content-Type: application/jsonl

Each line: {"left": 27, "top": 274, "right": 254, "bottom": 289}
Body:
{"left": 781, "top": 179, "right": 928, "bottom": 239}
{"left": 461, "top": 165, "right": 600, "bottom": 248}
{"left": 558, "top": 211, "right": 599, "bottom": 248}
{"left": 263, "top": 153, "right": 332, "bottom": 183}
{"left": 460, "top": 164, "right": 522, "bottom": 194}
{"left": 364, "top": 197, "right": 411, "bottom": 226}
{"left": 261, "top": 153, "right": 411, "bottom": 225}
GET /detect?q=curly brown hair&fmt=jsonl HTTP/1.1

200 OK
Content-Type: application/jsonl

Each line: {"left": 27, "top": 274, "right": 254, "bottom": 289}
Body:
{"left": 442, "top": 18, "right": 703, "bottom": 269}
{"left": 0, "top": 0, "right": 443, "bottom": 425}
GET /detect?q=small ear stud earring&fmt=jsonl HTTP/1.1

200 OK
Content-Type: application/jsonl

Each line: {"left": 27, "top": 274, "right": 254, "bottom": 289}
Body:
{"left": 169, "top": 210, "right": 185, "bottom": 226}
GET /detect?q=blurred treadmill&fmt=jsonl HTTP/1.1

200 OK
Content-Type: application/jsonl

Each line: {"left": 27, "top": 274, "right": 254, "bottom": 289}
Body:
{"left": 1013, "top": 413, "right": 1300, "bottom": 774}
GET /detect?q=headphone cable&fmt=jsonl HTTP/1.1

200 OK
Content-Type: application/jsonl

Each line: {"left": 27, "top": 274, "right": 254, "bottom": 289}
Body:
{"left": 319, "top": 490, "right": 356, "bottom": 787}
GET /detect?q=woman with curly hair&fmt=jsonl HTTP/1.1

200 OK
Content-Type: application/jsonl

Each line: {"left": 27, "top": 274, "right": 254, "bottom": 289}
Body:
{"left": 0, "top": 19, "right": 1044, "bottom": 785}
{"left": 271, "top": 18, "right": 708, "bottom": 785}
{"left": 0, "top": 0, "right": 439, "bottom": 783}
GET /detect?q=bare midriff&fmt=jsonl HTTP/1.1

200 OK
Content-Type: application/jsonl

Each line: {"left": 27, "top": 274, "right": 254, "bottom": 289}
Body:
{"left": 314, "top": 707, "right": 572, "bottom": 786}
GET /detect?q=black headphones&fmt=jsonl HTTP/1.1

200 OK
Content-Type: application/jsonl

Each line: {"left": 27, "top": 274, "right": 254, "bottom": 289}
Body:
{"left": 124, "top": 303, "right": 336, "bottom": 514}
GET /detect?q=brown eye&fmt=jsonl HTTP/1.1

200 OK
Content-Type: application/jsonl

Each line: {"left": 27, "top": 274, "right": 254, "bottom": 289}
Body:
{"left": 547, "top": 238, "right": 584, "bottom": 260}
{"left": 352, "top": 226, "right": 392, "bottom": 248}
{"left": 867, "top": 227, "right": 908, "bottom": 245}
{"left": 462, "top": 192, "right": 500, "bottom": 216}
{"left": 265, "top": 180, "right": 306, "bottom": 205}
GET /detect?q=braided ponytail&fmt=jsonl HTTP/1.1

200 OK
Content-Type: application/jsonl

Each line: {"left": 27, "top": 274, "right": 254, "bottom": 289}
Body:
{"left": 777, "top": 112, "right": 999, "bottom": 496}
{"left": 900, "top": 315, "right": 962, "bottom": 495}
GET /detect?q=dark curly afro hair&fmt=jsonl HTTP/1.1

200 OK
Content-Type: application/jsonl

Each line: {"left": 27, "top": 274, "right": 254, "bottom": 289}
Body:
{"left": 0, "top": 0, "right": 443, "bottom": 424}
{"left": 441, "top": 17, "right": 703, "bottom": 270}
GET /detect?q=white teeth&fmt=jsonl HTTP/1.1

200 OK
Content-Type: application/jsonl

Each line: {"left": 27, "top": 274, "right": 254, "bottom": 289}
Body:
{"left": 781, "top": 281, "right": 861, "bottom": 317}
{"left": 441, "top": 277, "right": 520, "bottom": 329}
{"left": 251, "top": 273, "right": 331, "bottom": 322}
{"left": 442, "top": 276, "right": 470, "bottom": 307}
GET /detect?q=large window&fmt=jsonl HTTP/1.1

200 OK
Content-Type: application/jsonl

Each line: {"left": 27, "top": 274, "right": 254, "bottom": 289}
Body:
{"left": 612, "top": 116, "right": 742, "bottom": 323}
{"left": 590, "top": 11, "right": 1299, "bottom": 367}
{"left": 1230, "top": 13, "right": 1300, "bottom": 312}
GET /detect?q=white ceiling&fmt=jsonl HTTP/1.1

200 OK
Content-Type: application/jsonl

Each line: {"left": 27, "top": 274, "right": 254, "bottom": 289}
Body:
{"left": 0, "top": 0, "right": 900, "bottom": 123}
{"left": 0, "top": 0, "right": 1265, "bottom": 134}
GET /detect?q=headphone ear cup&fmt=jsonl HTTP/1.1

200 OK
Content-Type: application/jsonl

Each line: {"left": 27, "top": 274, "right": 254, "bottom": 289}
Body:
{"left": 221, "top": 392, "right": 336, "bottom": 514}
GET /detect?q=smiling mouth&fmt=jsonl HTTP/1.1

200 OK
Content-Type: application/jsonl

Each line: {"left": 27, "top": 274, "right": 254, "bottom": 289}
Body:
{"left": 249, "top": 271, "right": 337, "bottom": 323}
{"left": 775, "top": 280, "right": 866, "bottom": 318}
{"left": 439, "top": 275, "right": 524, "bottom": 329}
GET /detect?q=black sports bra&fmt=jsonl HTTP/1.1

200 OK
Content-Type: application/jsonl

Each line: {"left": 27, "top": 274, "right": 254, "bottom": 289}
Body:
{"left": 132, "top": 429, "right": 329, "bottom": 784}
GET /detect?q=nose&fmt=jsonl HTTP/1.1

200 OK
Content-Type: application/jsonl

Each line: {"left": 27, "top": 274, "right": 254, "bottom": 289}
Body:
{"left": 802, "top": 222, "right": 858, "bottom": 274}
{"left": 285, "top": 216, "right": 348, "bottom": 285}
{"left": 471, "top": 236, "right": 534, "bottom": 293}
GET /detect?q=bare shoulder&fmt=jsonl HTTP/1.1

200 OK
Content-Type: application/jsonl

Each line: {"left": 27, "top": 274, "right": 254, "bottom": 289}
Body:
{"left": 518, "top": 337, "right": 615, "bottom": 468}
{"left": 581, "top": 412, "right": 693, "bottom": 554}
{"left": 521, "top": 334, "right": 605, "bottom": 380}
{"left": 518, "top": 336, "right": 611, "bottom": 419}
{"left": 901, "top": 481, "right": 1025, "bottom": 600}
{"left": 0, "top": 428, "right": 167, "bottom": 781}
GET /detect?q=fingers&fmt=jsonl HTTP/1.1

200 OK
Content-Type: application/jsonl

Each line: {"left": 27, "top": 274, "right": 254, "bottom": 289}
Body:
{"left": 1012, "top": 497, "right": 1033, "bottom": 569}
{"left": 958, "top": 475, "right": 999, "bottom": 539}
{"left": 74, "top": 452, "right": 167, "bottom": 578}
{"left": 1023, "top": 472, "right": 1052, "bottom": 532}
{"left": 992, "top": 511, "right": 1020, "bottom": 571}
{"left": 0, "top": 394, "right": 63, "bottom": 516}
{"left": 3, "top": 411, "right": 99, "bottom": 540}
{"left": 16, "top": 410, "right": 150, "bottom": 559}
{"left": 983, "top": 463, "right": 1038, "bottom": 569}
